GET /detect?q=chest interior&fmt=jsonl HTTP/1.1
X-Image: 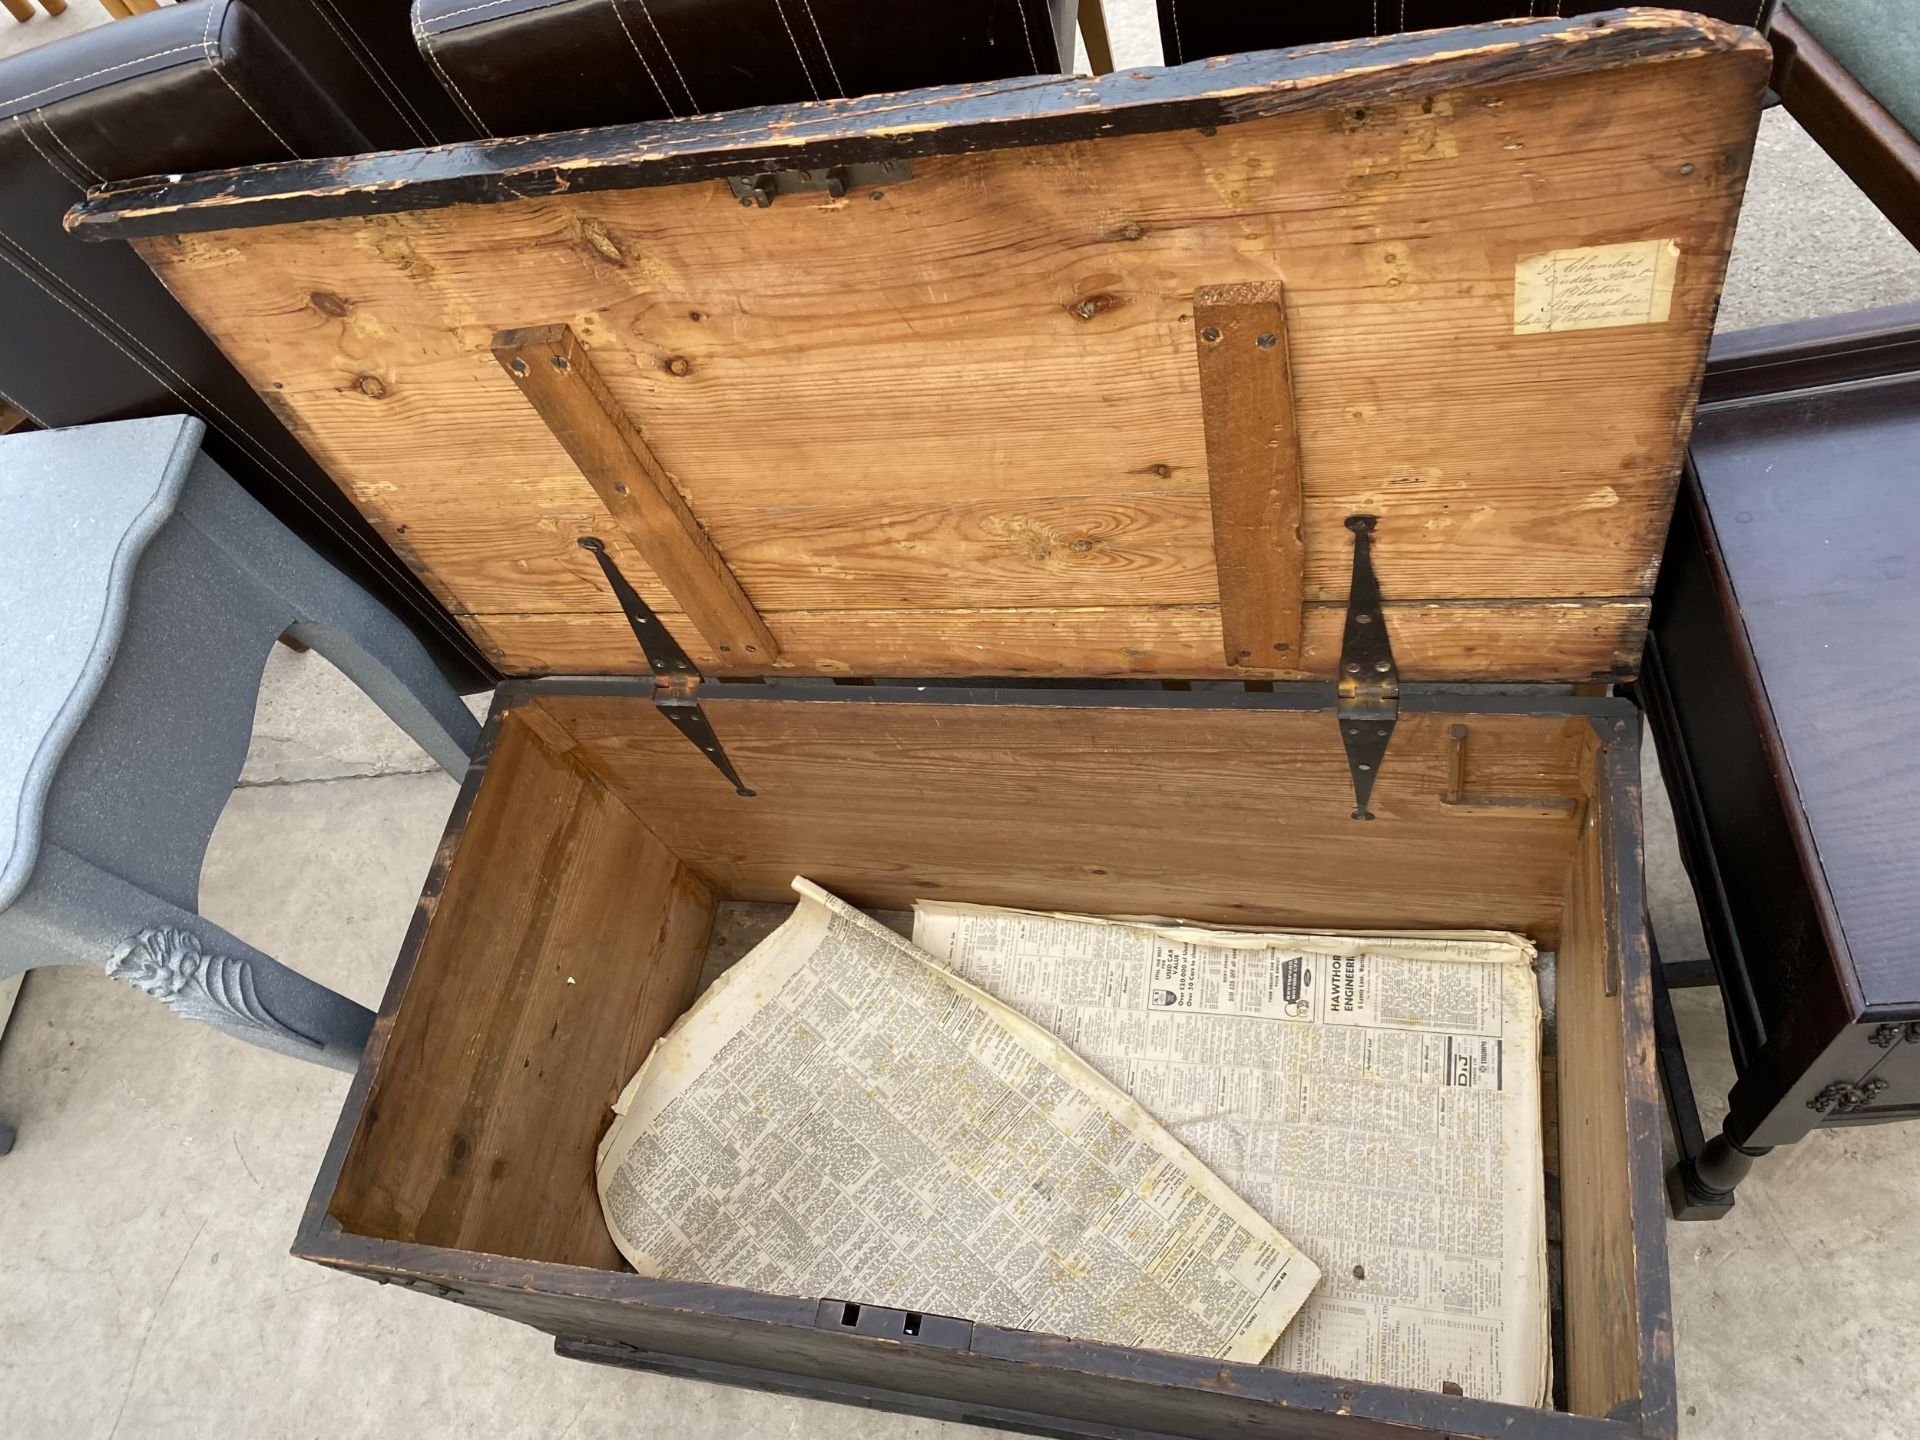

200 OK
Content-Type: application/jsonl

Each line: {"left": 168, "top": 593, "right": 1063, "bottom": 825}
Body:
{"left": 330, "top": 681, "right": 1644, "bottom": 1418}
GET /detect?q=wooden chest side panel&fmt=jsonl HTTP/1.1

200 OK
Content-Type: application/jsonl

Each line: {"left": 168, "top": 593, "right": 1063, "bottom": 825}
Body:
{"left": 546, "top": 696, "right": 1591, "bottom": 941}
{"left": 329, "top": 711, "right": 715, "bottom": 1268}
{"left": 125, "top": 23, "right": 1765, "bottom": 680}
{"left": 1555, "top": 721, "right": 1671, "bottom": 1433}
{"left": 294, "top": 1236, "right": 1635, "bottom": 1440}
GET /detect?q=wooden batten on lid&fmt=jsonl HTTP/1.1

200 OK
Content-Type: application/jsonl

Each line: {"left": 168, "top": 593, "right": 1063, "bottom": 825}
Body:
{"left": 73, "top": 10, "right": 1770, "bottom": 688}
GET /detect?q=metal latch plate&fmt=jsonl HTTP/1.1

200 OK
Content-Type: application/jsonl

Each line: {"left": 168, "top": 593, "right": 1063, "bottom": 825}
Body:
{"left": 727, "top": 159, "right": 911, "bottom": 206}
{"left": 816, "top": 1297, "right": 973, "bottom": 1351}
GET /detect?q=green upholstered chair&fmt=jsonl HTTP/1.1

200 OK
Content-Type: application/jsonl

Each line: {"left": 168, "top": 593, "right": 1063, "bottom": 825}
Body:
{"left": 1773, "top": 1, "right": 1920, "bottom": 246}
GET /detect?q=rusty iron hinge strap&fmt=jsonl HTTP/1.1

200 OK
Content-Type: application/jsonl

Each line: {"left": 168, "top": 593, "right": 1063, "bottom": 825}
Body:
{"left": 578, "top": 536, "right": 755, "bottom": 796}
{"left": 1337, "top": 514, "right": 1398, "bottom": 821}
{"left": 727, "top": 159, "right": 912, "bottom": 206}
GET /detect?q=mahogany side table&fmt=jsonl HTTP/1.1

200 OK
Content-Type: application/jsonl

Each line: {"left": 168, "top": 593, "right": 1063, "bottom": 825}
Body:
{"left": 1636, "top": 304, "right": 1920, "bottom": 1218}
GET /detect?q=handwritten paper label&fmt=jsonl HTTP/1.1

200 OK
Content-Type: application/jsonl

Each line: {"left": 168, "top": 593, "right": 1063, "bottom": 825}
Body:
{"left": 1513, "top": 239, "right": 1680, "bottom": 334}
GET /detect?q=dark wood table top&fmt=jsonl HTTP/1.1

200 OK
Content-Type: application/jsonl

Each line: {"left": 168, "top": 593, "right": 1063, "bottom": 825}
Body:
{"left": 1691, "top": 322, "right": 1920, "bottom": 1013}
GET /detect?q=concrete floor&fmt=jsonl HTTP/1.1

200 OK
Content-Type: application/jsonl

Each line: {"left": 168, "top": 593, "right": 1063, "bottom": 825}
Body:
{"left": 5, "top": 3, "right": 1920, "bottom": 1438}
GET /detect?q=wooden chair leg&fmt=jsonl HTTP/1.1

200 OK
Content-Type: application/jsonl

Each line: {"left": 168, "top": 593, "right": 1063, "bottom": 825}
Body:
{"left": 97, "top": 0, "right": 131, "bottom": 16}
{"left": 3, "top": 0, "right": 35, "bottom": 25}
{"left": 1078, "top": 0, "right": 1115, "bottom": 75}
{"left": 37, "top": 0, "right": 67, "bottom": 16}
{"left": 122, "top": 0, "right": 159, "bottom": 13}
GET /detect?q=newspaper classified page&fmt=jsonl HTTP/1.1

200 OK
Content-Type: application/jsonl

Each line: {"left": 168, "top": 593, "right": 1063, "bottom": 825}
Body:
{"left": 913, "top": 903, "right": 1550, "bottom": 1405}
{"left": 597, "top": 879, "right": 1320, "bottom": 1363}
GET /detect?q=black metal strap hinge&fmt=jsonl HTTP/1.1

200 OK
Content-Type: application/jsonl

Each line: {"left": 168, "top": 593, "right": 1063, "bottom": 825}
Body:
{"left": 579, "top": 536, "right": 755, "bottom": 796}
{"left": 727, "top": 159, "right": 911, "bottom": 206}
{"left": 1337, "top": 514, "right": 1398, "bottom": 821}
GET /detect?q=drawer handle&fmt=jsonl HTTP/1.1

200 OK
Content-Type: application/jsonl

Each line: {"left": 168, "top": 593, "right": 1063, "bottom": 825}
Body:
{"left": 1808, "top": 1077, "right": 1887, "bottom": 1115}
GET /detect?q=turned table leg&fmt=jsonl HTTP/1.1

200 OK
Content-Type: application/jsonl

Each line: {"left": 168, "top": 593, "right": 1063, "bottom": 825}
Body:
{"left": 1669, "top": 1115, "right": 1772, "bottom": 1219}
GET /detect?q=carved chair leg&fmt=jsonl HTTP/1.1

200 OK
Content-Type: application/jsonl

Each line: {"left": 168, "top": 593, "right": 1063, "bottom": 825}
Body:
{"left": 1, "top": 846, "right": 372, "bottom": 1072}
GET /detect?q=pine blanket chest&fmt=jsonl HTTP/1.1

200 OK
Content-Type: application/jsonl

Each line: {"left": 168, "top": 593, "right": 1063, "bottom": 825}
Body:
{"left": 73, "top": 11, "right": 1769, "bottom": 1438}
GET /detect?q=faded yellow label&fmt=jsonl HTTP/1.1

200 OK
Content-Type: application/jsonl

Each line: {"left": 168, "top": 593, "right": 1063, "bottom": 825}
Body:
{"left": 1513, "top": 239, "right": 1680, "bottom": 334}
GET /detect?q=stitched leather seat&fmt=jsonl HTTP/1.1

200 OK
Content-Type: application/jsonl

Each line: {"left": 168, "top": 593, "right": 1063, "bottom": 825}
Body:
{"left": 0, "top": 0, "right": 486, "bottom": 684}
{"left": 412, "top": 0, "right": 1079, "bottom": 138}
{"left": 1155, "top": 2, "right": 1777, "bottom": 68}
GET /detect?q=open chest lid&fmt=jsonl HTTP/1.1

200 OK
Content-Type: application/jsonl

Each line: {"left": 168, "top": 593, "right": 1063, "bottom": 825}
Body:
{"left": 74, "top": 9, "right": 1769, "bottom": 687}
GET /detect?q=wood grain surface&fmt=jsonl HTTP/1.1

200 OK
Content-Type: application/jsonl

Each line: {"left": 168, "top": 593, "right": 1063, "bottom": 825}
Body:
{"left": 491, "top": 323, "right": 778, "bottom": 661}
{"left": 330, "top": 713, "right": 715, "bottom": 1267}
{"left": 544, "top": 695, "right": 1592, "bottom": 942}
{"left": 117, "top": 18, "right": 1766, "bottom": 681}
{"left": 1193, "top": 282, "right": 1304, "bottom": 666}
{"left": 1553, "top": 723, "right": 1656, "bottom": 1423}
{"left": 469, "top": 598, "right": 1648, "bottom": 680}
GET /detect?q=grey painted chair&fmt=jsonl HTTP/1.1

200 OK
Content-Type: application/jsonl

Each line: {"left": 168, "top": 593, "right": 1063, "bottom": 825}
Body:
{"left": 0, "top": 416, "right": 480, "bottom": 1151}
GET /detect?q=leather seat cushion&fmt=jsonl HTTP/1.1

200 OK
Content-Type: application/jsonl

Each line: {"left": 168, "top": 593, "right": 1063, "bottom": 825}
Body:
{"left": 0, "top": 0, "right": 369, "bottom": 182}
{"left": 1156, "top": 2, "right": 1778, "bottom": 67}
{"left": 412, "top": 0, "right": 1078, "bottom": 138}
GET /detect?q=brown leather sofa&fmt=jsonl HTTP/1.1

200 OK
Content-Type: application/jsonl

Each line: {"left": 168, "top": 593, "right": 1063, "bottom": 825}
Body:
{"left": 1154, "top": 1, "right": 1777, "bottom": 67}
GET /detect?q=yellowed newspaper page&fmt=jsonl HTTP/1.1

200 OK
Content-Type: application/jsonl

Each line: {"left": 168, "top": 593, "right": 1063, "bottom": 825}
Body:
{"left": 913, "top": 901, "right": 1549, "bottom": 1405}
{"left": 597, "top": 879, "right": 1320, "bottom": 1363}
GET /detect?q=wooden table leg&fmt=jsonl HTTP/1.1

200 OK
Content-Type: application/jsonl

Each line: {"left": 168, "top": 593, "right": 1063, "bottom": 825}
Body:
{"left": 1078, "top": 0, "right": 1115, "bottom": 75}
{"left": 3, "top": 0, "right": 35, "bottom": 24}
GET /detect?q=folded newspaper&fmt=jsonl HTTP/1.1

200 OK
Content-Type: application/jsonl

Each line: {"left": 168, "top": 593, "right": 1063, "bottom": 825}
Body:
{"left": 911, "top": 902, "right": 1550, "bottom": 1406}
{"left": 596, "top": 878, "right": 1322, "bottom": 1363}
